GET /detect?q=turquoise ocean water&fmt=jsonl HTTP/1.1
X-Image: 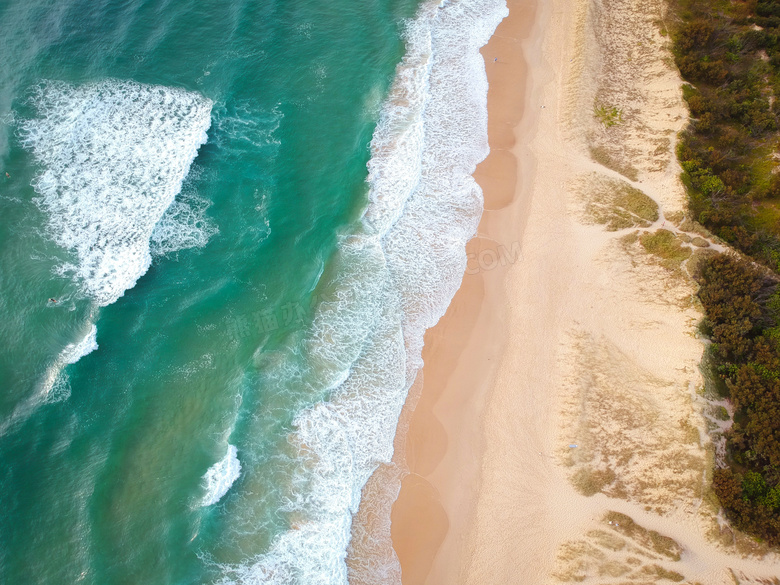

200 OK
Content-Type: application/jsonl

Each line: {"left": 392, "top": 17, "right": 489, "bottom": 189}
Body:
{"left": 0, "top": 0, "right": 507, "bottom": 583}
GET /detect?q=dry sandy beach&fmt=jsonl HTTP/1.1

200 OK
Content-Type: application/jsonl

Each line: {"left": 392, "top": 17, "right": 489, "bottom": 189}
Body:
{"left": 390, "top": 0, "right": 780, "bottom": 583}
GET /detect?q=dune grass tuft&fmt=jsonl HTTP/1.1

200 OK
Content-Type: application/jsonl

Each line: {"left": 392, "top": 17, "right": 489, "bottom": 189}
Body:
{"left": 603, "top": 511, "right": 683, "bottom": 561}
{"left": 639, "top": 229, "right": 692, "bottom": 269}
{"left": 590, "top": 145, "right": 640, "bottom": 181}
{"left": 583, "top": 176, "right": 659, "bottom": 230}
{"left": 572, "top": 466, "right": 616, "bottom": 496}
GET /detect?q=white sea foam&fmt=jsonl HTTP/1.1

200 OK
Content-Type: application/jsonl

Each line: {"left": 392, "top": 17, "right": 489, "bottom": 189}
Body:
{"left": 19, "top": 79, "right": 212, "bottom": 306}
{"left": 218, "top": 0, "right": 508, "bottom": 584}
{"left": 202, "top": 444, "right": 242, "bottom": 507}
{"left": 211, "top": 101, "right": 282, "bottom": 159}
{"left": 150, "top": 189, "right": 218, "bottom": 257}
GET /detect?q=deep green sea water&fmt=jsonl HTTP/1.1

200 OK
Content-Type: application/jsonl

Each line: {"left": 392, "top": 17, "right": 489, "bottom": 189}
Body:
{"left": 0, "top": 0, "right": 507, "bottom": 583}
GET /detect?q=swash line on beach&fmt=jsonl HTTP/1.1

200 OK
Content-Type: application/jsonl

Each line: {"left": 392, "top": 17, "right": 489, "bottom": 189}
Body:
{"left": 216, "top": 0, "right": 508, "bottom": 583}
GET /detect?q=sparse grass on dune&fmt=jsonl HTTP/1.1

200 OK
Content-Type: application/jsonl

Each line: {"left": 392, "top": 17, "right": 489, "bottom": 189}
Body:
{"left": 590, "top": 145, "right": 640, "bottom": 182}
{"left": 572, "top": 466, "right": 617, "bottom": 497}
{"left": 588, "top": 178, "right": 659, "bottom": 230}
{"left": 554, "top": 512, "right": 687, "bottom": 583}
{"left": 684, "top": 247, "right": 718, "bottom": 280}
{"left": 603, "top": 512, "right": 683, "bottom": 562}
{"left": 640, "top": 229, "right": 692, "bottom": 269}
{"left": 577, "top": 173, "right": 659, "bottom": 231}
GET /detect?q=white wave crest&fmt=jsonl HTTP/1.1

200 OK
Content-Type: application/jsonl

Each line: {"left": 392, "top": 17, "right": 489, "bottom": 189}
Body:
{"left": 0, "top": 322, "right": 98, "bottom": 436}
{"left": 43, "top": 322, "right": 99, "bottom": 403}
{"left": 40, "top": 323, "right": 98, "bottom": 406}
{"left": 60, "top": 323, "right": 98, "bottom": 365}
{"left": 218, "top": 0, "right": 508, "bottom": 584}
{"left": 202, "top": 444, "right": 242, "bottom": 507}
{"left": 19, "top": 79, "right": 212, "bottom": 306}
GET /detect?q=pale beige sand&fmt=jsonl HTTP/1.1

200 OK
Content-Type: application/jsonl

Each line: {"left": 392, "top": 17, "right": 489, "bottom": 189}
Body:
{"left": 388, "top": 1, "right": 537, "bottom": 583}
{"left": 389, "top": 0, "right": 780, "bottom": 584}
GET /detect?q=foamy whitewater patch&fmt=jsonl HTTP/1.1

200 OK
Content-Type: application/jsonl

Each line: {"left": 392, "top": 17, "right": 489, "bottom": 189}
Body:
{"left": 217, "top": 0, "right": 508, "bottom": 584}
{"left": 150, "top": 188, "right": 218, "bottom": 257}
{"left": 202, "top": 445, "right": 242, "bottom": 507}
{"left": 19, "top": 79, "right": 212, "bottom": 306}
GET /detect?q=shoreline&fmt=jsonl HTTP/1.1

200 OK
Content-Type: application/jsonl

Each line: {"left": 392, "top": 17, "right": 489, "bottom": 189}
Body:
{"left": 389, "top": 0, "right": 543, "bottom": 582}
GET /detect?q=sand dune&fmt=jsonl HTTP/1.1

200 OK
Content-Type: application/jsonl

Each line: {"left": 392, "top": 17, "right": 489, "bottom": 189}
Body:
{"left": 389, "top": 0, "right": 780, "bottom": 583}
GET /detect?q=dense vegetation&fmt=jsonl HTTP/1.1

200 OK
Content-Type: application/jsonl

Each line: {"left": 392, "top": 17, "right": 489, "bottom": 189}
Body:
{"left": 672, "top": 0, "right": 780, "bottom": 544}
{"left": 698, "top": 255, "right": 780, "bottom": 543}
{"left": 675, "top": 0, "right": 780, "bottom": 262}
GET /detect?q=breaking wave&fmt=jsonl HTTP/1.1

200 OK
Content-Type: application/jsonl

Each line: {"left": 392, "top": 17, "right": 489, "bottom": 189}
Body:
{"left": 19, "top": 79, "right": 212, "bottom": 306}
{"left": 203, "top": 445, "right": 242, "bottom": 507}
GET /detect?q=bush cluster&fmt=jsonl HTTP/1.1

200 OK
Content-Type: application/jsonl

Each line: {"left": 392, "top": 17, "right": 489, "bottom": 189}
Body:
{"left": 697, "top": 254, "right": 780, "bottom": 544}
{"left": 673, "top": 0, "right": 780, "bottom": 265}
{"left": 672, "top": 0, "right": 780, "bottom": 544}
